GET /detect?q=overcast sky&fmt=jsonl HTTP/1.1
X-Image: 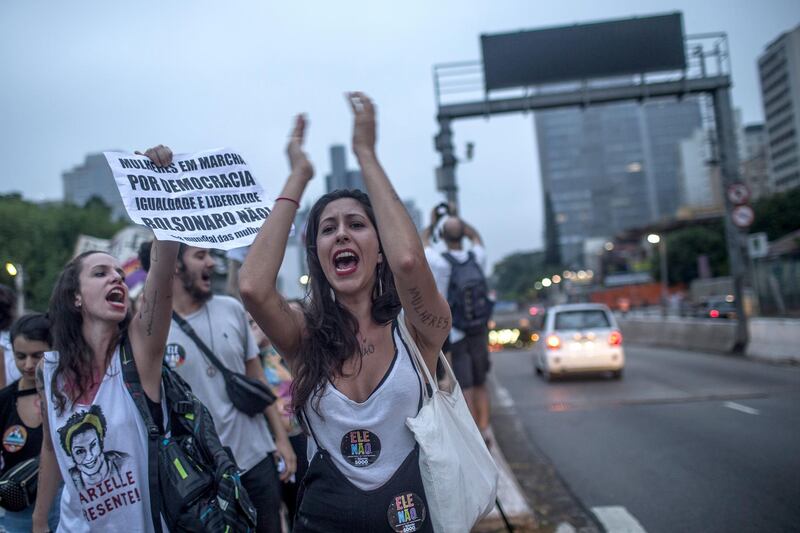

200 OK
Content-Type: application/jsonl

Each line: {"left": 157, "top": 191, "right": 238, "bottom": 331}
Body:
{"left": 2, "top": 1, "right": 798, "bottom": 269}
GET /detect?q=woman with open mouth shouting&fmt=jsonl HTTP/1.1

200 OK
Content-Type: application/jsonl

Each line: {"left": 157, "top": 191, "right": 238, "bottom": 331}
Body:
{"left": 32, "top": 146, "right": 180, "bottom": 533}
{"left": 240, "top": 93, "right": 451, "bottom": 532}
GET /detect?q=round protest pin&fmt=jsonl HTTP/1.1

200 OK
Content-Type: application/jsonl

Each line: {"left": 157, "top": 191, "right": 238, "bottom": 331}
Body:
{"left": 3, "top": 425, "right": 27, "bottom": 453}
{"left": 340, "top": 429, "right": 381, "bottom": 467}
{"left": 164, "top": 343, "right": 186, "bottom": 369}
{"left": 387, "top": 492, "right": 426, "bottom": 533}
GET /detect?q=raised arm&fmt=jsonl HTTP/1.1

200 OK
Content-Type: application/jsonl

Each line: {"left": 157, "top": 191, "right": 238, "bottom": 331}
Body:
{"left": 463, "top": 220, "right": 483, "bottom": 246}
{"left": 239, "top": 116, "right": 312, "bottom": 362}
{"left": 128, "top": 145, "right": 180, "bottom": 398}
{"left": 348, "top": 93, "right": 450, "bottom": 371}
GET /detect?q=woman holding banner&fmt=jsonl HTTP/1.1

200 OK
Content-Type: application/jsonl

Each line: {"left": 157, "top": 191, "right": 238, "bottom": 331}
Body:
{"left": 32, "top": 146, "right": 179, "bottom": 533}
{"left": 240, "top": 93, "right": 450, "bottom": 532}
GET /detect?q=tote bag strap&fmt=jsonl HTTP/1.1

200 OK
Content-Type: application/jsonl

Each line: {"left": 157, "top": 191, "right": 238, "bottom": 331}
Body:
{"left": 396, "top": 311, "right": 459, "bottom": 397}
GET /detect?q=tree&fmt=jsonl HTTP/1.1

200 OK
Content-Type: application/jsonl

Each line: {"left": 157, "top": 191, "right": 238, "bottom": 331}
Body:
{"left": 0, "top": 195, "right": 127, "bottom": 311}
{"left": 492, "top": 250, "right": 562, "bottom": 302}
{"left": 750, "top": 188, "right": 800, "bottom": 240}
{"left": 651, "top": 222, "right": 728, "bottom": 285}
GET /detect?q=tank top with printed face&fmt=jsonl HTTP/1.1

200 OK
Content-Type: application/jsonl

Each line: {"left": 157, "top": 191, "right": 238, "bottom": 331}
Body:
{"left": 43, "top": 349, "right": 157, "bottom": 532}
{"left": 304, "top": 321, "right": 423, "bottom": 491}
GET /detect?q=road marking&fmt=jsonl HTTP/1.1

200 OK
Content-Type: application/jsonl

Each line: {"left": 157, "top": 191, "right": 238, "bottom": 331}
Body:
{"left": 554, "top": 523, "right": 576, "bottom": 533}
{"left": 724, "top": 401, "right": 760, "bottom": 415}
{"left": 592, "top": 506, "right": 647, "bottom": 532}
{"left": 491, "top": 375, "right": 515, "bottom": 408}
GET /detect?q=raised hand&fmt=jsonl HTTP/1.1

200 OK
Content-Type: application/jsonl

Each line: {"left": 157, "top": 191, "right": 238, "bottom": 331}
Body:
{"left": 286, "top": 114, "right": 314, "bottom": 181}
{"left": 347, "top": 92, "right": 377, "bottom": 156}
{"left": 136, "top": 144, "right": 173, "bottom": 167}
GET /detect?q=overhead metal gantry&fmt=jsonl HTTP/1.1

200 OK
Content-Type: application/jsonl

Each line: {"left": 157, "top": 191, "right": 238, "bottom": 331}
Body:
{"left": 432, "top": 29, "right": 751, "bottom": 351}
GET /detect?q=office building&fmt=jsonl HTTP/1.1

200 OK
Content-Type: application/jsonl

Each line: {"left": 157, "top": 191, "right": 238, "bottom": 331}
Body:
{"left": 741, "top": 124, "right": 771, "bottom": 200}
{"left": 678, "top": 128, "right": 722, "bottom": 210}
{"left": 326, "top": 145, "right": 365, "bottom": 193}
{"left": 535, "top": 97, "right": 702, "bottom": 265}
{"left": 325, "top": 144, "right": 422, "bottom": 232}
{"left": 758, "top": 25, "right": 800, "bottom": 192}
{"left": 63, "top": 153, "right": 128, "bottom": 220}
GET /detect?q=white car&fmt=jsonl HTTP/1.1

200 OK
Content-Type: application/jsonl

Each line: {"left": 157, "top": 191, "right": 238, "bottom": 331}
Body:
{"left": 533, "top": 303, "right": 625, "bottom": 381}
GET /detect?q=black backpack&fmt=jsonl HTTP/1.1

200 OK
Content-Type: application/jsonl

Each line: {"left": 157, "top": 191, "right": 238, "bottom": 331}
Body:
{"left": 443, "top": 251, "right": 494, "bottom": 334}
{"left": 120, "top": 337, "right": 257, "bottom": 532}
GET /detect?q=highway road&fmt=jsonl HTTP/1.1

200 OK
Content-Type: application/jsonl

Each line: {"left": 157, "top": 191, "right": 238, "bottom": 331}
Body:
{"left": 491, "top": 343, "right": 800, "bottom": 533}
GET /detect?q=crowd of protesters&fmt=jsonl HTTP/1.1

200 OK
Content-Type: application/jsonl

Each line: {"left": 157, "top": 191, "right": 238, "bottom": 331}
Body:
{"left": 0, "top": 93, "right": 494, "bottom": 532}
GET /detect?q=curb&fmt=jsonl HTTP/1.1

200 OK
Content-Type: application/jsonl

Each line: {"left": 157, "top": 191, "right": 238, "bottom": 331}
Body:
{"left": 484, "top": 375, "right": 604, "bottom": 533}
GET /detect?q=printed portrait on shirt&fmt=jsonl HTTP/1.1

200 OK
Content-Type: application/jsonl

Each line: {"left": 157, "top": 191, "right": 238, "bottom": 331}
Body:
{"left": 57, "top": 405, "right": 130, "bottom": 491}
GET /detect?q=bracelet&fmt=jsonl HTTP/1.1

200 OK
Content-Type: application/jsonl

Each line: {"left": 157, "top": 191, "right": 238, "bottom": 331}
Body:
{"left": 275, "top": 196, "right": 300, "bottom": 208}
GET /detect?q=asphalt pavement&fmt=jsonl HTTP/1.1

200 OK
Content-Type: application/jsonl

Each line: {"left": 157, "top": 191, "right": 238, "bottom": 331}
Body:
{"left": 490, "top": 343, "right": 800, "bottom": 533}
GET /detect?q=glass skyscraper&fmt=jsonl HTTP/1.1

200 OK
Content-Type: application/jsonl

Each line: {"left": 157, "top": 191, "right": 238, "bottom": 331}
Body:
{"left": 535, "top": 97, "right": 702, "bottom": 265}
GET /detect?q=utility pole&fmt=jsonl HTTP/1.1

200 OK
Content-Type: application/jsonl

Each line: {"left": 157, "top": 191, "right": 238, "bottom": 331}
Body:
{"left": 434, "top": 117, "right": 459, "bottom": 209}
{"left": 712, "top": 86, "right": 749, "bottom": 352}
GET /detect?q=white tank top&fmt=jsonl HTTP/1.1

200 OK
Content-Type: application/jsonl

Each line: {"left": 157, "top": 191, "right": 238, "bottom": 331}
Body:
{"left": 43, "top": 348, "right": 158, "bottom": 532}
{"left": 304, "top": 321, "right": 423, "bottom": 490}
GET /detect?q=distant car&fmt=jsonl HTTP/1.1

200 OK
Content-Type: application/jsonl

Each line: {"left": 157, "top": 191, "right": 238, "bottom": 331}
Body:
{"left": 533, "top": 303, "right": 625, "bottom": 381}
{"left": 699, "top": 297, "right": 737, "bottom": 319}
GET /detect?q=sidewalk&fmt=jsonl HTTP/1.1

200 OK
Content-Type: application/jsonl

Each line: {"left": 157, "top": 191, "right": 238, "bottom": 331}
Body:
{"left": 475, "top": 375, "right": 603, "bottom": 533}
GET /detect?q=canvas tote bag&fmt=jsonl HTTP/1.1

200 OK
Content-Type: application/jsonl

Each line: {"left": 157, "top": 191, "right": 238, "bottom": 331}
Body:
{"left": 398, "top": 313, "right": 499, "bottom": 532}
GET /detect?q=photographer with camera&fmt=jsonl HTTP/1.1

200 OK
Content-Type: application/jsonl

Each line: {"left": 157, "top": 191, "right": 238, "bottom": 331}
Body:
{"left": 422, "top": 203, "right": 494, "bottom": 446}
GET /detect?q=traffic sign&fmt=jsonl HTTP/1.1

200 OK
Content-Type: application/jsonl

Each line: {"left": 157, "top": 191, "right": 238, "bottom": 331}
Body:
{"left": 727, "top": 183, "right": 751, "bottom": 205}
{"left": 731, "top": 204, "right": 755, "bottom": 228}
{"left": 747, "top": 232, "right": 768, "bottom": 258}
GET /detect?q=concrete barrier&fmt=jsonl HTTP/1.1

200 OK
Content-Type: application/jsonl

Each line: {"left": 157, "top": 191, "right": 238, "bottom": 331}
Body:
{"left": 747, "top": 318, "right": 800, "bottom": 363}
{"left": 619, "top": 316, "right": 800, "bottom": 362}
{"left": 619, "top": 317, "right": 738, "bottom": 353}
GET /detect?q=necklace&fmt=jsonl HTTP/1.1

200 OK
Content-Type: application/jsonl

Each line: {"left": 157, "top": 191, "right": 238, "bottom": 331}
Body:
{"left": 203, "top": 305, "right": 218, "bottom": 377}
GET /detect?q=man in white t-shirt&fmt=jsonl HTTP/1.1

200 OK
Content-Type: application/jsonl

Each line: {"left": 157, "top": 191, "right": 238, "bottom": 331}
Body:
{"left": 140, "top": 243, "right": 296, "bottom": 533}
{"left": 423, "top": 211, "right": 492, "bottom": 440}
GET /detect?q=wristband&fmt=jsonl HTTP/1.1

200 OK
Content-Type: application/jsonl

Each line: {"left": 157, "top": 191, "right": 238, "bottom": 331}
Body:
{"left": 275, "top": 196, "right": 300, "bottom": 208}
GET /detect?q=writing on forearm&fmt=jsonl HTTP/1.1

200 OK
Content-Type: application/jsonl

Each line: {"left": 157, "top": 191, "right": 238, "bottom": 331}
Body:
{"left": 138, "top": 289, "right": 157, "bottom": 337}
{"left": 408, "top": 287, "right": 450, "bottom": 330}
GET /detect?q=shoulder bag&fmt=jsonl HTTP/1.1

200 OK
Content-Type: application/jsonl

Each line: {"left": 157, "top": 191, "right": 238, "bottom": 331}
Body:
{"left": 0, "top": 456, "right": 39, "bottom": 512}
{"left": 172, "top": 311, "right": 276, "bottom": 416}
{"left": 397, "top": 312, "right": 499, "bottom": 532}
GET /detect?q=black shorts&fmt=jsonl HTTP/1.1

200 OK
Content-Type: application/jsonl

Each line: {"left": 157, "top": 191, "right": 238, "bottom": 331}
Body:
{"left": 450, "top": 331, "right": 490, "bottom": 389}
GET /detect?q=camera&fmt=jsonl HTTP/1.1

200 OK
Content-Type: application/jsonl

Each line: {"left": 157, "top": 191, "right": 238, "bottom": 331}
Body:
{"left": 435, "top": 202, "right": 450, "bottom": 218}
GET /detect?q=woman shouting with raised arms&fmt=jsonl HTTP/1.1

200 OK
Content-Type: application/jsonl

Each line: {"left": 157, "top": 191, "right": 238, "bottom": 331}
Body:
{"left": 240, "top": 93, "right": 450, "bottom": 532}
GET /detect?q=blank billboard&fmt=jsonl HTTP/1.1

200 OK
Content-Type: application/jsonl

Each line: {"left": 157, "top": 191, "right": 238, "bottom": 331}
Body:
{"left": 481, "top": 13, "right": 686, "bottom": 90}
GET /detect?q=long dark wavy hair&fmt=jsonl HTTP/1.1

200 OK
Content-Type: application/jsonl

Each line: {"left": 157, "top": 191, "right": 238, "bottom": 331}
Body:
{"left": 48, "top": 251, "right": 131, "bottom": 414}
{"left": 293, "top": 189, "right": 401, "bottom": 417}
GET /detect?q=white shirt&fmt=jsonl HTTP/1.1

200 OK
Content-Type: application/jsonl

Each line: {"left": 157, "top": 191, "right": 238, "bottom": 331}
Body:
{"left": 1, "top": 330, "right": 21, "bottom": 384}
{"left": 424, "top": 244, "right": 487, "bottom": 343}
{"left": 43, "top": 349, "right": 158, "bottom": 532}
{"left": 304, "top": 322, "right": 423, "bottom": 490}
{"left": 165, "top": 296, "right": 275, "bottom": 472}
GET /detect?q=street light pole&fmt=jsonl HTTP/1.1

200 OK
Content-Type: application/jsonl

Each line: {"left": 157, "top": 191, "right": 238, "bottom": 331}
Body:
{"left": 5, "top": 263, "right": 24, "bottom": 317}
{"left": 16, "top": 266, "right": 24, "bottom": 317}
{"left": 659, "top": 238, "right": 668, "bottom": 313}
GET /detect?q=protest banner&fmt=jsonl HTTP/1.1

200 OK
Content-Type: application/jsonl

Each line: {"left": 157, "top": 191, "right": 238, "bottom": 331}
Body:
{"left": 104, "top": 148, "right": 272, "bottom": 250}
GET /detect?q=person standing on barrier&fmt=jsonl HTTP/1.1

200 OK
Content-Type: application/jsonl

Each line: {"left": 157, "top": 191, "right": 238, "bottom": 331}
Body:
{"left": 423, "top": 210, "right": 493, "bottom": 445}
{"left": 240, "top": 93, "right": 450, "bottom": 532}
